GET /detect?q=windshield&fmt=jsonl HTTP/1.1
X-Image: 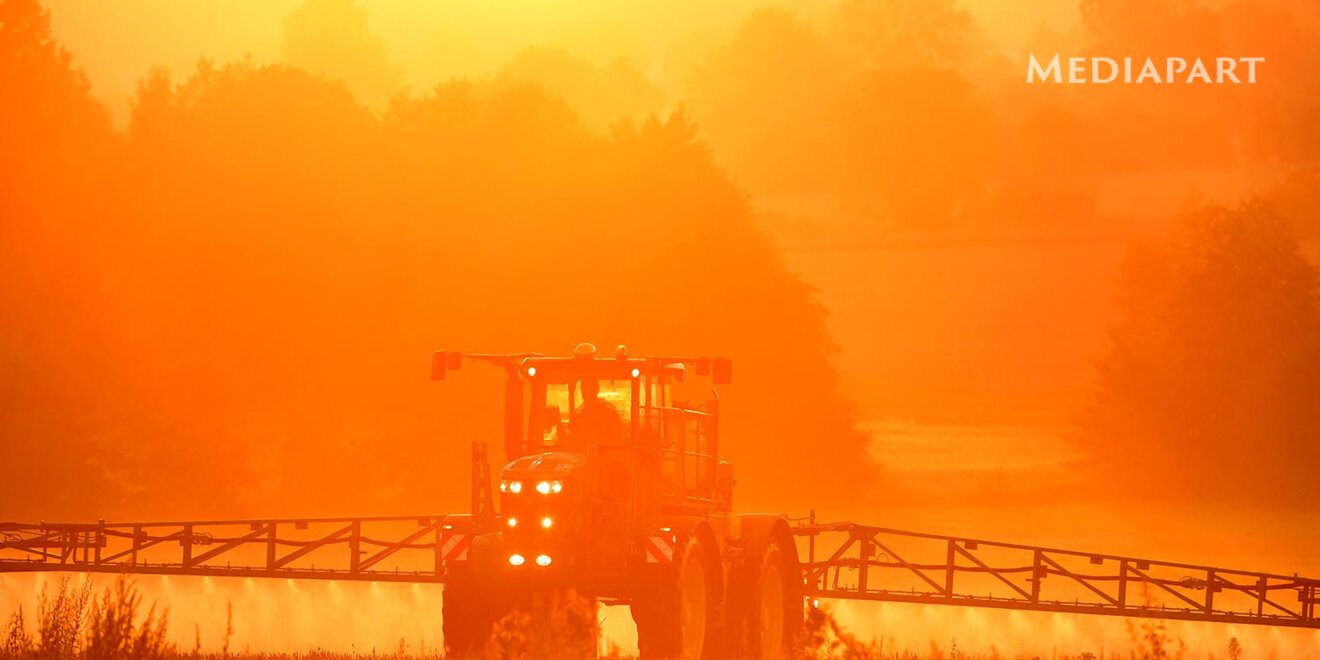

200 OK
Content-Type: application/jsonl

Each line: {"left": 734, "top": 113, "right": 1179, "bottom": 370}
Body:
{"left": 539, "top": 379, "right": 633, "bottom": 447}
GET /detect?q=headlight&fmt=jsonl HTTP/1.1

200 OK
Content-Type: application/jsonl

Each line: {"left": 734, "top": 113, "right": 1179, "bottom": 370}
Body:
{"left": 501, "top": 479, "right": 523, "bottom": 494}
{"left": 534, "top": 480, "right": 564, "bottom": 495}
{"left": 535, "top": 554, "right": 552, "bottom": 567}
{"left": 509, "top": 553, "right": 526, "bottom": 566}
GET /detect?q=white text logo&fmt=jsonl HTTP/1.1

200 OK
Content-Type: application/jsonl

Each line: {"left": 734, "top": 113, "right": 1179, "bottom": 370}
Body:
{"left": 1027, "top": 54, "right": 1264, "bottom": 84}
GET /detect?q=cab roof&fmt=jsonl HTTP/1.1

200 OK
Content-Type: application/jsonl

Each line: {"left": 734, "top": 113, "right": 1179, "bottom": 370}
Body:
{"left": 520, "top": 356, "right": 686, "bottom": 382}
{"left": 430, "top": 349, "right": 731, "bottom": 384}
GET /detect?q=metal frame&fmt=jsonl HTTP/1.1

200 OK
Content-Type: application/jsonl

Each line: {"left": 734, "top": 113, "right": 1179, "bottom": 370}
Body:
{"left": 647, "top": 406, "right": 719, "bottom": 510}
{"left": 5, "top": 513, "right": 1317, "bottom": 630}
{"left": 0, "top": 516, "right": 449, "bottom": 583}
{"left": 795, "top": 519, "right": 1320, "bottom": 629}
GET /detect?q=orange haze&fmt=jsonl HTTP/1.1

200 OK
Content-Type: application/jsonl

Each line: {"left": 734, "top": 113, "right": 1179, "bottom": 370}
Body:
{"left": 3, "top": 0, "right": 1320, "bottom": 655}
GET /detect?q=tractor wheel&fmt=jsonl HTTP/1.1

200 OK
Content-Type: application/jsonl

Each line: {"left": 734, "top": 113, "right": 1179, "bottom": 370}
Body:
{"left": 747, "top": 541, "right": 800, "bottom": 659}
{"left": 442, "top": 563, "right": 518, "bottom": 657}
{"left": 441, "top": 564, "right": 480, "bottom": 656}
{"left": 632, "top": 536, "right": 714, "bottom": 659}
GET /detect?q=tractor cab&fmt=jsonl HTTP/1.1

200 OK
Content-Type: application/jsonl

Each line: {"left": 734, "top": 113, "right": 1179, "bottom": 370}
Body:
{"left": 520, "top": 350, "right": 676, "bottom": 454}
{"left": 431, "top": 344, "right": 734, "bottom": 585}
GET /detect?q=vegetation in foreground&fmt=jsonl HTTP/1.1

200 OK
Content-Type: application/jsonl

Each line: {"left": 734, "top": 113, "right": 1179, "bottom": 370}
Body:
{"left": 0, "top": 577, "right": 1252, "bottom": 659}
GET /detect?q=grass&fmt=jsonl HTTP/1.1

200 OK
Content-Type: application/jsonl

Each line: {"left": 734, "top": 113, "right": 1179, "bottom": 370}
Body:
{"left": 1, "top": 579, "right": 1233, "bottom": 659}
{"left": 3, "top": 576, "right": 173, "bottom": 659}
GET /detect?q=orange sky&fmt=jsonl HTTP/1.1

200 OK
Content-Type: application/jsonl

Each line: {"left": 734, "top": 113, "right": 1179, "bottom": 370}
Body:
{"left": 44, "top": 0, "right": 1080, "bottom": 125}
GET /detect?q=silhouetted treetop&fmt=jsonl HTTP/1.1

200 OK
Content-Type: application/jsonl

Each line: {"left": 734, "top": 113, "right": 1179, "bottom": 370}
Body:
{"left": 1075, "top": 201, "right": 1320, "bottom": 506}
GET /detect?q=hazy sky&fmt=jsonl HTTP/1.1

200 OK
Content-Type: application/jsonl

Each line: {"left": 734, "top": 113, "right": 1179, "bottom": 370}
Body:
{"left": 46, "top": 0, "right": 1080, "bottom": 125}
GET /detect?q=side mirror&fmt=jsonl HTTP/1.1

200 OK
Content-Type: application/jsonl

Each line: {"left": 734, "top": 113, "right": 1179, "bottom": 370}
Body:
{"left": 711, "top": 358, "right": 732, "bottom": 385}
{"left": 431, "top": 351, "right": 462, "bottom": 380}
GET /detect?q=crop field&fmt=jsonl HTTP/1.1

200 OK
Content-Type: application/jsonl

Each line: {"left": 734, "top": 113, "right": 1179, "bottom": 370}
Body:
{"left": 0, "top": 576, "right": 1269, "bottom": 660}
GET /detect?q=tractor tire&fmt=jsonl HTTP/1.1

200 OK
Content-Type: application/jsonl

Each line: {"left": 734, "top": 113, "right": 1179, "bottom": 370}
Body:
{"left": 747, "top": 541, "right": 800, "bottom": 659}
{"left": 632, "top": 536, "right": 714, "bottom": 659}
{"left": 442, "top": 563, "right": 518, "bottom": 657}
{"left": 441, "top": 565, "right": 481, "bottom": 656}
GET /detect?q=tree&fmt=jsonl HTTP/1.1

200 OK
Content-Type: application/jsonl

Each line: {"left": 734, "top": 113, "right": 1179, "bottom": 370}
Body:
{"left": 0, "top": 0, "right": 114, "bottom": 187}
{"left": 0, "top": 0, "right": 125, "bottom": 519}
{"left": 496, "top": 46, "right": 664, "bottom": 130}
{"left": 1079, "top": 0, "right": 1217, "bottom": 54}
{"left": 687, "top": 6, "right": 994, "bottom": 232}
{"left": 1, "top": 11, "right": 875, "bottom": 518}
{"left": 1074, "top": 201, "right": 1320, "bottom": 506}
{"left": 831, "top": 0, "right": 977, "bottom": 71}
{"left": 686, "top": 8, "right": 847, "bottom": 196}
{"left": 282, "top": 0, "right": 400, "bottom": 107}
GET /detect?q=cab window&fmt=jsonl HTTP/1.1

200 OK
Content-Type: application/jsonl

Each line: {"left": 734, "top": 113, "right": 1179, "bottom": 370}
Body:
{"left": 539, "top": 380, "right": 633, "bottom": 446}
